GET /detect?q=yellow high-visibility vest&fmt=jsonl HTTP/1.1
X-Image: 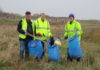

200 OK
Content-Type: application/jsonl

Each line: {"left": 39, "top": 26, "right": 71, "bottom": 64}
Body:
{"left": 34, "top": 18, "right": 52, "bottom": 40}
{"left": 19, "top": 18, "right": 34, "bottom": 39}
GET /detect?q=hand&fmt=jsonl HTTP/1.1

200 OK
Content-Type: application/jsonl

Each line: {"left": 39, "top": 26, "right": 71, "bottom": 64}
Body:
{"left": 37, "top": 33, "right": 42, "bottom": 36}
{"left": 64, "top": 36, "right": 68, "bottom": 39}
{"left": 25, "top": 32, "right": 29, "bottom": 35}
{"left": 33, "top": 36, "right": 36, "bottom": 40}
{"left": 49, "top": 36, "right": 53, "bottom": 39}
{"left": 25, "top": 32, "right": 32, "bottom": 36}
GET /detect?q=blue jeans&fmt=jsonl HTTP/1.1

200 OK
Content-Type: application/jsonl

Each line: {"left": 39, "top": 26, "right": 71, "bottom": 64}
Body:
{"left": 20, "top": 40, "right": 29, "bottom": 59}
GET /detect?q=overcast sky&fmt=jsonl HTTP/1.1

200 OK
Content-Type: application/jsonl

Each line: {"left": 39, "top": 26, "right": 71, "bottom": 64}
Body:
{"left": 0, "top": 0, "right": 100, "bottom": 20}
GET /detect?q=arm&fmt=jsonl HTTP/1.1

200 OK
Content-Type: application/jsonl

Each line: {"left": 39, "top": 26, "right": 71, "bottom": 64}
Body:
{"left": 47, "top": 22, "right": 52, "bottom": 36}
{"left": 17, "top": 20, "right": 25, "bottom": 34}
{"left": 33, "top": 20, "right": 37, "bottom": 36}
{"left": 76, "top": 22, "right": 83, "bottom": 35}
{"left": 34, "top": 20, "right": 39, "bottom": 35}
{"left": 64, "top": 23, "right": 68, "bottom": 36}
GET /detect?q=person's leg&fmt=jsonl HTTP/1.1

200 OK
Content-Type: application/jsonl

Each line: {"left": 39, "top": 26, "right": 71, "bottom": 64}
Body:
{"left": 25, "top": 40, "right": 29, "bottom": 60}
{"left": 67, "top": 53, "right": 73, "bottom": 61}
{"left": 19, "top": 40, "right": 25, "bottom": 60}
{"left": 67, "top": 48, "right": 73, "bottom": 61}
{"left": 77, "top": 58, "right": 81, "bottom": 62}
{"left": 40, "top": 41, "right": 45, "bottom": 59}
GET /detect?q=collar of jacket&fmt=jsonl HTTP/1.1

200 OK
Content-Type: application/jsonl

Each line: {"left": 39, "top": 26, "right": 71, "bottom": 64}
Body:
{"left": 68, "top": 20, "right": 76, "bottom": 24}
{"left": 38, "top": 17, "right": 47, "bottom": 21}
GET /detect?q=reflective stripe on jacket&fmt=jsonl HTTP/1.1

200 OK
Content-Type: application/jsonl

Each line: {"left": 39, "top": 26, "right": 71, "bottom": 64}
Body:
{"left": 34, "top": 18, "right": 52, "bottom": 40}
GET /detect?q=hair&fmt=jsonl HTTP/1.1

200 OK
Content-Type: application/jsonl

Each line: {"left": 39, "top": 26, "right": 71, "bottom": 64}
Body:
{"left": 40, "top": 13, "right": 45, "bottom": 16}
{"left": 25, "top": 11, "right": 31, "bottom": 15}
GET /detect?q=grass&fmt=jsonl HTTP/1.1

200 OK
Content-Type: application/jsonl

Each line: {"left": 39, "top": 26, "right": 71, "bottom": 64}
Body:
{"left": 0, "top": 19, "right": 100, "bottom": 70}
{"left": 0, "top": 18, "right": 19, "bottom": 24}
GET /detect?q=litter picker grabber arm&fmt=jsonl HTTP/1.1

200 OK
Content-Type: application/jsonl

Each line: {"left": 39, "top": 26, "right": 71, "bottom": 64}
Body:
{"left": 25, "top": 32, "right": 49, "bottom": 41}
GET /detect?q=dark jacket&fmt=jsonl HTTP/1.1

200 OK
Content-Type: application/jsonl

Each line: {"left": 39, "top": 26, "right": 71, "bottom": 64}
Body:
{"left": 17, "top": 19, "right": 34, "bottom": 41}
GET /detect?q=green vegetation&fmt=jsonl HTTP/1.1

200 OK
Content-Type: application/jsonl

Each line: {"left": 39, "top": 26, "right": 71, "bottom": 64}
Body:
{"left": 0, "top": 18, "right": 19, "bottom": 24}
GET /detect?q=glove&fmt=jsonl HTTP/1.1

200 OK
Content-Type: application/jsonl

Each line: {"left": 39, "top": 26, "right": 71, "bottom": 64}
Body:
{"left": 37, "top": 33, "right": 42, "bottom": 36}
{"left": 64, "top": 36, "right": 68, "bottom": 39}
{"left": 33, "top": 36, "right": 36, "bottom": 40}
{"left": 49, "top": 36, "right": 53, "bottom": 39}
{"left": 25, "top": 32, "right": 30, "bottom": 36}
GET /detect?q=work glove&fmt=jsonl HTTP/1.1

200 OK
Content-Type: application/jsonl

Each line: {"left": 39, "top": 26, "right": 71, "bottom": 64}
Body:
{"left": 49, "top": 36, "right": 53, "bottom": 39}
{"left": 25, "top": 32, "right": 30, "bottom": 36}
{"left": 37, "top": 33, "right": 42, "bottom": 36}
{"left": 33, "top": 36, "right": 36, "bottom": 40}
{"left": 64, "top": 36, "right": 68, "bottom": 39}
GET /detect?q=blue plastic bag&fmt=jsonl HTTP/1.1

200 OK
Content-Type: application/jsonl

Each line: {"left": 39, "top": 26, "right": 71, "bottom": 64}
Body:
{"left": 47, "top": 38, "right": 60, "bottom": 62}
{"left": 67, "top": 35, "right": 83, "bottom": 59}
{"left": 28, "top": 39, "right": 44, "bottom": 58}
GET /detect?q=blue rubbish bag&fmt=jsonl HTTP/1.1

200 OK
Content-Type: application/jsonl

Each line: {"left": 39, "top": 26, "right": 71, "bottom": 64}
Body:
{"left": 47, "top": 38, "right": 60, "bottom": 62}
{"left": 28, "top": 39, "right": 44, "bottom": 58}
{"left": 67, "top": 34, "right": 83, "bottom": 59}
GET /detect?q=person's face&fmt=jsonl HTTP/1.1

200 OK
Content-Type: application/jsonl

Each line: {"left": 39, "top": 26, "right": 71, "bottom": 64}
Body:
{"left": 40, "top": 13, "right": 46, "bottom": 20}
{"left": 25, "top": 14, "right": 31, "bottom": 20}
{"left": 69, "top": 16, "right": 74, "bottom": 22}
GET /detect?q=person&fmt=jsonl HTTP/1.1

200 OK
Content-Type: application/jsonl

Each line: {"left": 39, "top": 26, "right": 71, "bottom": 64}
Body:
{"left": 34, "top": 13, "right": 52, "bottom": 61}
{"left": 64, "top": 14, "right": 83, "bottom": 61}
{"left": 17, "top": 11, "right": 35, "bottom": 61}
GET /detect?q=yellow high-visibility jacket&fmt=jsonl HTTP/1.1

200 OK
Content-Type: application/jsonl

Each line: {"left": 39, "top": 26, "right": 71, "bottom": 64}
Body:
{"left": 34, "top": 18, "right": 52, "bottom": 40}
{"left": 19, "top": 18, "right": 34, "bottom": 39}
{"left": 64, "top": 20, "right": 83, "bottom": 40}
